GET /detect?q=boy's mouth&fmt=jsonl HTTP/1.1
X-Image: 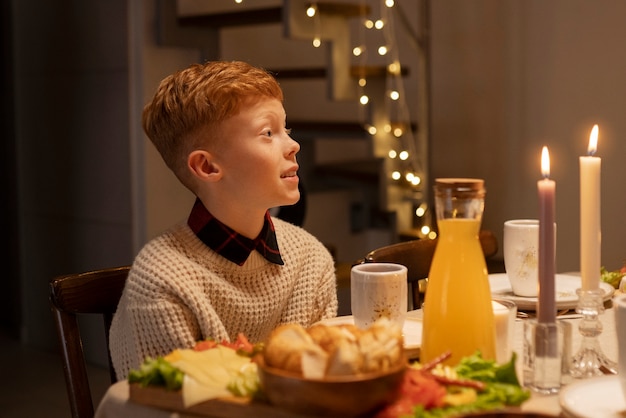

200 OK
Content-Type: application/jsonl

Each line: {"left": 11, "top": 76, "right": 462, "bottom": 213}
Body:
{"left": 281, "top": 169, "right": 298, "bottom": 178}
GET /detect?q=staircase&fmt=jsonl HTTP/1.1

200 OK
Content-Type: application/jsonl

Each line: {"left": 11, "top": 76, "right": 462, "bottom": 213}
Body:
{"left": 154, "top": 0, "right": 428, "bottom": 264}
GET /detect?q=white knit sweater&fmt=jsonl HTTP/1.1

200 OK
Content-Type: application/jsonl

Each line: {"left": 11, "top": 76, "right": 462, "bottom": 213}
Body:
{"left": 109, "top": 217, "right": 338, "bottom": 380}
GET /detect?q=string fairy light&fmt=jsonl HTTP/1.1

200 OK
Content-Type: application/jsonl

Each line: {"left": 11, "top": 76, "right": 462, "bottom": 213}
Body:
{"left": 302, "top": 0, "right": 429, "bottom": 236}
{"left": 306, "top": 3, "right": 322, "bottom": 48}
{"left": 377, "top": 0, "right": 428, "bottom": 235}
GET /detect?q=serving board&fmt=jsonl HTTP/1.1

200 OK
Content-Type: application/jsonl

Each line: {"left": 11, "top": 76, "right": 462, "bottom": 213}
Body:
{"left": 129, "top": 384, "right": 315, "bottom": 418}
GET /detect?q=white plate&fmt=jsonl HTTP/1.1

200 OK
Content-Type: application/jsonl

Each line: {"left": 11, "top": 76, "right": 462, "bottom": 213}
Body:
{"left": 318, "top": 315, "right": 422, "bottom": 358}
{"left": 560, "top": 375, "right": 626, "bottom": 418}
{"left": 489, "top": 273, "right": 615, "bottom": 310}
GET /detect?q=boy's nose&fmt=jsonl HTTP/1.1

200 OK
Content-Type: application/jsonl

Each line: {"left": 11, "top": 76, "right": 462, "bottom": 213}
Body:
{"left": 287, "top": 137, "right": 300, "bottom": 155}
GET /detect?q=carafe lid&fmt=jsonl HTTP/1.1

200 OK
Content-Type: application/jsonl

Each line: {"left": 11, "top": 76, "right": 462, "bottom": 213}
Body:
{"left": 435, "top": 178, "right": 484, "bottom": 191}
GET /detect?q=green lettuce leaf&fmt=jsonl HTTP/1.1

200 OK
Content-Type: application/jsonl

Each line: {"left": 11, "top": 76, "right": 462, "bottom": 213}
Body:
{"left": 409, "top": 352, "right": 530, "bottom": 418}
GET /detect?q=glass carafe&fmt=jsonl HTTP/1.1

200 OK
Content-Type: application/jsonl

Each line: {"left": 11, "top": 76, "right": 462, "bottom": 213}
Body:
{"left": 420, "top": 178, "right": 496, "bottom": 366}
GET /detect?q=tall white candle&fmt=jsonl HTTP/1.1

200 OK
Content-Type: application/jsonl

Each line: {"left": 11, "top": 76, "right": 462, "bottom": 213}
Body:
{"left": 538, "top": 146, "right": 556, "bottom": 324}
{"left": 580, "top": 124, "right": 601, "bottom": 291}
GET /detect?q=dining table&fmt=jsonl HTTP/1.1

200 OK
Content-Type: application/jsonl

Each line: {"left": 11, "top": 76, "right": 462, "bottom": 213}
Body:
{"left": 94, "top": 289, "right": 621, "bottom": 418}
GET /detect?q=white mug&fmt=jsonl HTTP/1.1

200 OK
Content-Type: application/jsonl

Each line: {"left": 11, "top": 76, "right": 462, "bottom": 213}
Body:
{"left": 351, "top": 263, "right": 408, "bottom": 329}
{"left": 614, "top": 294, "right": 626, "bottom": 401}
{"left": 503, "top": 219, "right": 540, "bottom": 297}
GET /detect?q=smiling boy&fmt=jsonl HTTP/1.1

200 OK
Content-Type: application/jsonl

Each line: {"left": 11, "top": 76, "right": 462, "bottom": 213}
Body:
{"left": 109, "top": 61, "right": 338, "bottom": 380}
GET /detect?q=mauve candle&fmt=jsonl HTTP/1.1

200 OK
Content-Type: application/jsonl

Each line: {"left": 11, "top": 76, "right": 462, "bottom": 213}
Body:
{"left": 538, "top": 146, "right": 556, "bottom": 324}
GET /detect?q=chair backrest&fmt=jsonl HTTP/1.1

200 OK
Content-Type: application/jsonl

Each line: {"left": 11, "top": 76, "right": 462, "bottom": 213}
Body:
{"left": 362, "top": 230, "right": 498, "bottom": 309}
{"left": 49, "top": 265, "right": 130, "bottom": 418}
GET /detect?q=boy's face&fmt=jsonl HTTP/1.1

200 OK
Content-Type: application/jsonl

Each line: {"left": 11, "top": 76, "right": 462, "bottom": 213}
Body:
{"left": 212, "top": 97, "right": 301, "bottom": 210}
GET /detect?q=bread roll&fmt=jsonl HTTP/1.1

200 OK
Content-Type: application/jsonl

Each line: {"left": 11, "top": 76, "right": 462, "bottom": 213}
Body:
{"left": 263, "top": 318, "right": 404, "bottom": 378}
{"left": 264, "top": 324, "right": 326, "bottom": 374}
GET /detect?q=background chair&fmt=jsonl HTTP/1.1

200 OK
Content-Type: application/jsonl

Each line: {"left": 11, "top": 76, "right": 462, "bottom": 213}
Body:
{"left": 360, "top": 230, "right": 501, "bottom": 309}
{"left": 49, "top": 265, "right": 130, "bottom": 418}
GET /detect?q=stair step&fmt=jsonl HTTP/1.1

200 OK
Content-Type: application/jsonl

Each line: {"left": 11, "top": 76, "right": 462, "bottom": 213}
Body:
{"left": 315, "top": 2, "right": 370, "bottom": 17}
{"left": 269, "top": 65, "right": 409, "bottom": 79}
{"left": 288, "top": 121, "right": 367, "bottom": 137}
{"left": 177, "top": 2, "right": 369, "bottom": 29}
{"left": 314, "top": 158, "right": 384, "bottom": 184}
{"left": 178, "top": 7, "right": 282, "bottom": 28}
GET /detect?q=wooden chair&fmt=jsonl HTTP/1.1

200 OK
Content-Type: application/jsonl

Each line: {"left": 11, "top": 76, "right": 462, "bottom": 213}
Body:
{"left": 49, "top": 265, "right": 130, "bottom": 418}
{"left": 361, "top": 230, "right": 499, "bottom": 309}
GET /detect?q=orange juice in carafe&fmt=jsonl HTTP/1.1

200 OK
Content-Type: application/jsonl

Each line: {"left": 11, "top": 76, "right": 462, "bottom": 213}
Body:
{"left": 420, "top": 179, "right": 496, "bottom": 366}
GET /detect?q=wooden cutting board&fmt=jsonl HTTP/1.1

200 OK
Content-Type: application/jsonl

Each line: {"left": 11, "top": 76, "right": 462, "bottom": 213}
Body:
{"left": 128, "top": 384, "right": 316, "bottom": 418}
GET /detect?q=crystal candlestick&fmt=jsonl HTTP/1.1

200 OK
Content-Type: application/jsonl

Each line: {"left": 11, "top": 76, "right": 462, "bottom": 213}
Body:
{"left": 570, "top": 288, "right": 617, "bottom": 378}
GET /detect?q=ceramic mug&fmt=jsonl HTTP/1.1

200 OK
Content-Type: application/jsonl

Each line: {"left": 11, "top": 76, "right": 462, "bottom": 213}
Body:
{"left": 614, "top": 294, "right": 626, "bottom": 401}
{"left": 503, "top": 219, "right": 540, "bottom": 297}
{"left": 351, "top": 262, "right": 408, "bottom": 329}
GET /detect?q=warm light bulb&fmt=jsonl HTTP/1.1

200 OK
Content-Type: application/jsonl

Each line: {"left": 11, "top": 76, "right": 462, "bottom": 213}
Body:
{"left": 421, "top": 225, "right": 431, "bottom": 235}
{"left": 385, "top": 0, "right": 395, "bottom": 7}
{"left": 428, "top": 231, "right": 438, "bottom": 239}
{"left": 391, "top": 171, "right": 401, "bottom": 180}
{"left": 388, "top": 150, "right": 397, "bottom": 158}
{"left": 399, "top": 151, "right": 409, "bottom": 160}
{"left": 367, "top": 125, "right": 377, "bottom": 135}
{"left": 359, "top": 95, "right": 369, "bottom": 105}
{"left": 392, "top": 127, "right": 403, "bottom": 137}
{"left": 358, "top": 78, "right": 367, "bottom": 87}
{"left": 389, "top": 90, "right": 399, "bottom": 100}
{"left": 313, "top": 37, "right": 321, "bottom": 47}
{"left": 378, "top": 46, "right": 388, "bottom": 56}
{"left": 375, "top": 19, "right": 384, "bottom": 29}
{"left": 352, "top": 46, "right": 364, "bottom": 56}
{"left": 364, "top": 19, "right": 374, "bottom": 29}
{"left": 383, "top": 124, "right": 392, "bottom": 133}
{"left": 405, "top": 172, "right": 414, "bottom": 182}
{"left": 411, "top": 176, "right": 421, "bottom": 186}
{"left": 306, "top": 5, "right": 316, "bottom": 17}
{"left": 415, "top": 204, "right": 426, "bottom": 217}
{"left": 387, "top": 61, "right": 401, "bottom": 75}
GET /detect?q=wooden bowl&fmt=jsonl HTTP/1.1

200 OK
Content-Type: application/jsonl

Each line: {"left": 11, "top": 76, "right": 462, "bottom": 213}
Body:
{"left": 460, "top": 413, "right": 555, "bottom": 417}
{"left": 258, "top": 361, "right": 406, "bottom": 417}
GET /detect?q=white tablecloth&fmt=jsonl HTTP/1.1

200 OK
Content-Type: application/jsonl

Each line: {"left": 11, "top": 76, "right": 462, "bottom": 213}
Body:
{"left": 95, "top": 308, "right": 619, "bottom": 418}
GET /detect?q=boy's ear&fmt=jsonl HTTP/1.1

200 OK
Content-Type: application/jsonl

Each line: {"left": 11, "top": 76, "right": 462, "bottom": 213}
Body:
{"left": 188, "top": 150, "right": 222, "bottom": 181}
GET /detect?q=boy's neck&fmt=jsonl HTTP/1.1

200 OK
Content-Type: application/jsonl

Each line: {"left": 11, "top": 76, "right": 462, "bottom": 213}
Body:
{"left": 198, "top": 196, "right": 266, "bottom": 240}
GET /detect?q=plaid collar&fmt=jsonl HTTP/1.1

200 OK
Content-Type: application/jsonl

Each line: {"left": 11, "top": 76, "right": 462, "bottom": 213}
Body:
{"left": 187, "top": 198, "right": 284, "bottom": 266}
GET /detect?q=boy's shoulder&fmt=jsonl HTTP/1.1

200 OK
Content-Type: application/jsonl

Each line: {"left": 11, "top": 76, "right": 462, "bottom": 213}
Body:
{"left": 135, "top": 221, "right": 198, "bottom": 257}
{"left": 272, "top": 217, "right": 326, "bottom": 246}
{"left": 271, "top": 216, "right": 311, "bottom": 235}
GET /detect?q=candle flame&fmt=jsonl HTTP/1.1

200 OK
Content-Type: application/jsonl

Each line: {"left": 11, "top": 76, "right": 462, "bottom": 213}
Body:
{"left": 588, "top": 124, "right": 598, "bottom": 156}
{"left": 541, "top": 146, "right": 550, "bottom": 178}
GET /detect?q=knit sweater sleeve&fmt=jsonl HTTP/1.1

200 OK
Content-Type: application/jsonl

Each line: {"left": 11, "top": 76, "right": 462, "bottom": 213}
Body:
{"left": 109, "top": 231, "right": 230, "bottom": 380}
{"left": 109, "top": 265, "right": 202, "bottom": 379}
{"left": 318, "top": 257, "right": 339, "bottom": 320}
{"left": 272, "top": 218, "right": 338, "bottom": 324}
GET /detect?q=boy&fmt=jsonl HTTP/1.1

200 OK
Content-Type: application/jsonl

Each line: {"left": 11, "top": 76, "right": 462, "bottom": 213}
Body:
{"left": 109, "top": 61, "right": 338, "bottom": 380}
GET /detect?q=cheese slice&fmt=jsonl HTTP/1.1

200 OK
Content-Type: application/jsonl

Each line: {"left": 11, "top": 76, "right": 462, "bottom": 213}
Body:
{"left": 166, "top": 346, "right": 254, "bottom": 407}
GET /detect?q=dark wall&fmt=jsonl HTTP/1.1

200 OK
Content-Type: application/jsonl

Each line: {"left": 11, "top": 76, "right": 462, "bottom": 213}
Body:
{"left": 10, "top": 0, "right": 134, "bottom": 363}
{"left": 1, "top": 0, "right": 21, "bottom": 338}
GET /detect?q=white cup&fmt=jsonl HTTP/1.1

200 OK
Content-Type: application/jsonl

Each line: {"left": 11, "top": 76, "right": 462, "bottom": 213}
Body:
{"left": 504, "top": 219, "right": 540, "bottom": 297}
{"left": 351, "top": 263, "right": 408, "bottom": 329}
{"left": 614, "top": 294, "right": 626, "bottom": 401}
{"left": 492, "top": 299, "right": 517, "bottom": 364}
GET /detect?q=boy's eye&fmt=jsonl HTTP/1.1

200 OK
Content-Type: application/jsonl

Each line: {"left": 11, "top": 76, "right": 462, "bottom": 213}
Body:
{"left": 263, "top": 128, "right": 291, "bottom": 137}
